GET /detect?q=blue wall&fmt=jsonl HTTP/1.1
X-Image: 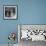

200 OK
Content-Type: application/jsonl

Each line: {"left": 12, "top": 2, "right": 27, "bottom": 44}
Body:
{"left": 0, "top": 0, "right": 46, "bottom": 44}
{"left": 20, "top": 0, "right": 46, "bottom": 24}
{"left": 0, "top": 0, "right": 19, "bottom": 44}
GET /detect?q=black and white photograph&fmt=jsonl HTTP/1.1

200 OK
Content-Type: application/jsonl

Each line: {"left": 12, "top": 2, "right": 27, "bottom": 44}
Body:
{"left": 3, "top": 5, "right": 17, "bottom": 19}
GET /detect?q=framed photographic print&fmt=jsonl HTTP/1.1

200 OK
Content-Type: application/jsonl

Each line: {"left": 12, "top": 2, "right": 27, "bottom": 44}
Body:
{"left": 3, "top": 5, "right": 17, "bottom": 20}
